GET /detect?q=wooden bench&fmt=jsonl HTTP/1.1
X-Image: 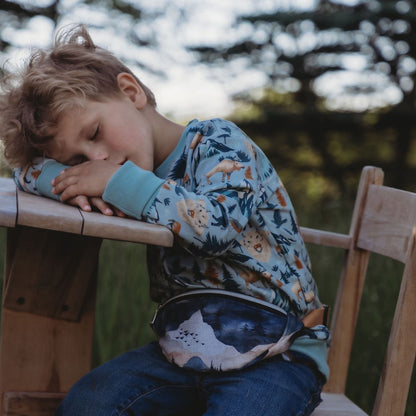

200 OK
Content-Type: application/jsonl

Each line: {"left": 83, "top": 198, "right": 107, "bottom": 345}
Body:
{"left": 0, "top": 177, "right": 173, "bottom": 415}
{"left": 0, "top": 165, "right": 415, "bottom": 415}
{"left": 309, "top": 166, "right": 415, "bottom": 415}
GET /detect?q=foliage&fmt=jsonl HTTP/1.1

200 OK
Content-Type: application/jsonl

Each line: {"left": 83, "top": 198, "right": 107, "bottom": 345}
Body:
{"left": 0, "top": 0, "right": 163, "bottom": 79}
{"left": 1, "top": 1, "right": 415, "bottom": 198}
{"left": 189, "top": 0, "right": 416, "bottom": 198}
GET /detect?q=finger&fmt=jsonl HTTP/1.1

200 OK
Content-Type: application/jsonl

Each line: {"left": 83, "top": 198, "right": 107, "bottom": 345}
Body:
{"left": 113, "top": 207, "right": 127, "bottom": 217}
{"left": 67, "top": 195, "right": 92, "bottom": 212}
{"left": 51, "top": 165, "right": 80, "bottom": 185}
{"left": 59, "top": 184, "right": 88, "bottom": 202}
{"left": 51, "top": 169, "right": 67, "bottom": 186}
{"left": 90, "top": 197, "right": 114, "bottom": 216}
{"left": 52, "top": 175, "right": 80, "bottom": 194}
{"left": 51, "top": 174, "right": 64, "bottom": 188}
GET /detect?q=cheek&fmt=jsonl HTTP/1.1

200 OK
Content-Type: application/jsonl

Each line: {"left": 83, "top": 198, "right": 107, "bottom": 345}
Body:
{"left": 106, "top": 109, "right": 141, "bottom": 148}
{"left": 105, "top": 126, "right": 136, "bottom": 150}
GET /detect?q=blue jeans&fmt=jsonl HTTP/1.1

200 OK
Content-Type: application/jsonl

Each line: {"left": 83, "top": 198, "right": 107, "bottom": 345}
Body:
{"left": 55, "top": 341, "right": 323, "bottom": 416}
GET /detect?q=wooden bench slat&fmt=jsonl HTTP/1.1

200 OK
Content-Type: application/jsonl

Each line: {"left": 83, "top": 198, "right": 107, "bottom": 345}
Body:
{"left": 3, "top": 227, "right": 101, "bottom": 321}
{"left": 312, "top": 393, "right": 368, "bottom": 416}
{"left": 81, "top": 210, "right": 174, "bottom": 247}
{"left": 301, "top": 227, "right": 351, "bottom": 249}
{"left": 11, "top": 182, "right": 174, "bottom": 247}
{"left": 0, "top": 178, "right": 17, "bottom": 228}
{"left": 0, "top": 306, "right": 95, "bottom": 403}
{"left": 325, "top": 166, "right": 384, "bottom": 394}
{"left": 357, "top": 185, "right": 416, "bottom": 263}
{"left": 17, "top": 190, "right": 83, "bottom": 234}
{"left": 3, "top": 392, "right": 65, "bottom": 416}
{"left": 371, "top": 231, "right": 416, "bottom": 416}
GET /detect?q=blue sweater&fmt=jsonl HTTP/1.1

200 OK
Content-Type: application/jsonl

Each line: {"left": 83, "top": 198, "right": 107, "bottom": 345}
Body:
{"left": 14, "top": 118, "right": 329, "bottom": 378}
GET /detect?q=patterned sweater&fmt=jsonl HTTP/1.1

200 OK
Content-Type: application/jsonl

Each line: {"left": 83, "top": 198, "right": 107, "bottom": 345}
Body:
{"left": 14, "top": 118, "right": 330, "bottom": 377}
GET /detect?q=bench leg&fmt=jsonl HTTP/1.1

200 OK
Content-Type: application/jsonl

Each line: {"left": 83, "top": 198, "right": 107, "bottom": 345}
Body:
{"left": 0, "top": 227, "right": 101, "bottom": 415}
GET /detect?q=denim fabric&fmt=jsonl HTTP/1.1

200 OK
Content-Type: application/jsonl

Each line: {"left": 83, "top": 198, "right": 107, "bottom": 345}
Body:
{"left": 55, "top": 342, "right": 323, "bottom": 416}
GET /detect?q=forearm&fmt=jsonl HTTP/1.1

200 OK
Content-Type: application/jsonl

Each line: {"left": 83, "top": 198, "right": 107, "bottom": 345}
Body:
{"left": 13, "top": 157, "right": 68, "bottom": 200}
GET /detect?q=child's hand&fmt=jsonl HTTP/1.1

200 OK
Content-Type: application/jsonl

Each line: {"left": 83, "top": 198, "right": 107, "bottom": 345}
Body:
{"left": 68, "top": 195, "right": 126, "bottom": 217}
{"left": 51, "top": 160, "right": 120, "bottom": 202}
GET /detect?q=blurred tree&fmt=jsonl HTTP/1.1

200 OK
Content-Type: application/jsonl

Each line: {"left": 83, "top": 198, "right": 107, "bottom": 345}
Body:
{"left": 190, "top": 0, "right": 416, "bottom": 198}
{"left": 0, "top": 0, "right": 162, "bottom": 77}
{"left": 1, "top": 0, "right": 415, "bottom": 197}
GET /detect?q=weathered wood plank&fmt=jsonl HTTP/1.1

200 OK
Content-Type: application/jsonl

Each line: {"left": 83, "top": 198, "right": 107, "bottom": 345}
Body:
{"left": 0, "top": 307, "right": 94, "bottom": 411}
{"left": 0, "top": 178, "right": 17, "bottom": 228}
{"left": 357, "top": 185, "right": 416, "bottom": 263}
{"left": 2, "top": 227, "right": 101, "bottom": 321}
{"left": 312, "top": 393, "right": 368, "bottom": 416}
{"left": 17, "top": 190, "right": 83, "bottom": 235}
{"left": 326, "top": 166, "right": 384, "bottom": 393}
{"left": 371, "top": 232, "right": 416, "bottom": 416}
{"left": 13, "top": 188, "right": 174, "bottom": 247}
{"left": 301, "top": 227, "right": 351, "bottom": 249}
{"left": 81, "top": 210, "right": 174, "bottom": 247}
{"left": 3, "top": 392, "right": 65, "bottom": 416}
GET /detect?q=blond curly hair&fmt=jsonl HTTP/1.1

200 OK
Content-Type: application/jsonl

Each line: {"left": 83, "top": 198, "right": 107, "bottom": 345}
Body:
{"left": 0, "top": 24, "right": 156, "bottom": 167}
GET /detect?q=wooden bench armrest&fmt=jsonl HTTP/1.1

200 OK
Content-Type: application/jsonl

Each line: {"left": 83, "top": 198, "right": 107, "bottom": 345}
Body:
{"left": 0, "top": 178, "right": 173, "bottom": 247}
{"left": 300, "top": 226, "right": 351, "bottom": 249}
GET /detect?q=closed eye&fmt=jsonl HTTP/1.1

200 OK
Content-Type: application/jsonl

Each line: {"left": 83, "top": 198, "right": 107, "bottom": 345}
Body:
{"left": 90, "top": 125, "right": 99, "bottom": 141}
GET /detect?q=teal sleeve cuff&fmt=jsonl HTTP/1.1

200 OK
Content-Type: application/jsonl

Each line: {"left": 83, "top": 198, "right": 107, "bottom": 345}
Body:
{"left": 102, "top": 161, "right": 164, "bottom": 219}
{"left": 36, "top": 161, "right": 69, "bottom": 201}
{"left": 290, "top": 337, "right": 329, "bottom": 381}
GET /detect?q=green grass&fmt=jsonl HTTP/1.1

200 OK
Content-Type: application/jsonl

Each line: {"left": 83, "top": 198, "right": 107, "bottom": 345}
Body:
{"left": 0, "top": 203, "right": 415, "bottom": 414}
{"left": 92, "top": 239, "right": 157, "bottom": 367}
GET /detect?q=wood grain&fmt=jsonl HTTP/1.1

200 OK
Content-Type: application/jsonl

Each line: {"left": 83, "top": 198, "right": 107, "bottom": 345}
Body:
{"left": 0, "top": 178, "right": 17, "bottom": 228}
{"left": 3, "top": 392, "right": 65, "bottom": 415}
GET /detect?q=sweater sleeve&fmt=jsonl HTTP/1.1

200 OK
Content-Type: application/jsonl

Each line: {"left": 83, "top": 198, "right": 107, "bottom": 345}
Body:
{"left": 13, "top": 157, "right": 68, "bottom": 201}
{"left": 103, "top": 120, "right": 263, "bottom": 257}
{"left": 102, "top": 161, "right": 165, "bottom": 219}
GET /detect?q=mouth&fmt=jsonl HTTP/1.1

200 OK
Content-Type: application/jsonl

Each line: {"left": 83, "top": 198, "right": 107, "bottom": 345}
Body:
{"left": 119, "top": 159, "right": 128, "bottom": 165}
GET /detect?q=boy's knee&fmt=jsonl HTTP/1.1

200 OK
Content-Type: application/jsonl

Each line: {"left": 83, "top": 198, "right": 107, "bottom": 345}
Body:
{"left": 56, "top": 393, "right": 93, "bottom": 416}
{"left": 55, "top": 370, "right": 110, "bottom": 415}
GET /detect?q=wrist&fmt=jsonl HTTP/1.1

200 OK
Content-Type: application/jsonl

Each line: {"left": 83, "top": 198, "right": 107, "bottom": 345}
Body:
{"left": 103, "top": 161, "right": 164, "bottom": 219}
{"left": 37, "top": 160, "right": 69, "bottom": 200}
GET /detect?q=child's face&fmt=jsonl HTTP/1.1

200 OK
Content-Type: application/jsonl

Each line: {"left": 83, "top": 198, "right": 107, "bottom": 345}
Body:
{"left": 47, "top": 88, "right": 154, "bottom": 171}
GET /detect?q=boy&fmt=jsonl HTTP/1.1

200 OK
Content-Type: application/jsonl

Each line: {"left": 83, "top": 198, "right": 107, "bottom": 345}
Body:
{"left": 0, "top": 24, "right": 329, "bottom": 415}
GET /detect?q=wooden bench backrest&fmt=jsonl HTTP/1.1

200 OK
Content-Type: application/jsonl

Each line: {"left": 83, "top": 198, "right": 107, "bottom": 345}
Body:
{"left": 302, "top": 166, "right": 416, "bottom": 416}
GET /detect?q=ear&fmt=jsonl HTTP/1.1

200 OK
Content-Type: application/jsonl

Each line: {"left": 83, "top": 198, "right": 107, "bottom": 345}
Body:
{"left": 117, "top": 73, "right": 147, "bottom": 109}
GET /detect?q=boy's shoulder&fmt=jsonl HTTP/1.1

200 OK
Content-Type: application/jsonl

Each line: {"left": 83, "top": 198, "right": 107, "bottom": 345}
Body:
{"left": 186, "top": 118, "right": 248, "bottom": 146}
{"left": 203, "top": 118, "right": 237, "bottom": 128}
